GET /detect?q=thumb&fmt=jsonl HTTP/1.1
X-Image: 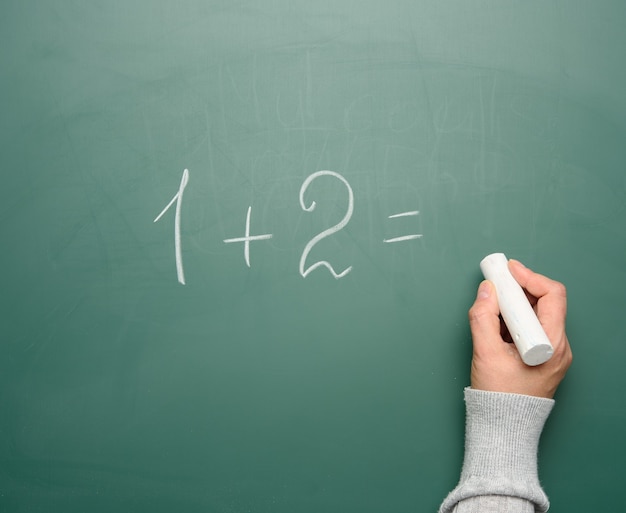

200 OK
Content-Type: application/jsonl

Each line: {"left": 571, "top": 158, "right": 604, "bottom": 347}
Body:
{"left": 468, "top": 280, "right": 503, "bottom": 355}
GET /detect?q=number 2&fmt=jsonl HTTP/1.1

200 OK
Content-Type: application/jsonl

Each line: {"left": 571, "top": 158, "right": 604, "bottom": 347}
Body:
{"left": 299, "top": 171, "right": 354, "bottom": 279}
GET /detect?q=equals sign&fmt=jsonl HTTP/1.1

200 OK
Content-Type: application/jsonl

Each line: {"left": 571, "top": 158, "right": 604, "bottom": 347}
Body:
{"left": 383, "top": 210, "right": 423, "bottom": 243}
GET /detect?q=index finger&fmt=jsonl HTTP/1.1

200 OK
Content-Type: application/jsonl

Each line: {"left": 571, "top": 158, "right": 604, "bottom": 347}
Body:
{"left": 508, "top": 259, "right": 567, "bottom": 337}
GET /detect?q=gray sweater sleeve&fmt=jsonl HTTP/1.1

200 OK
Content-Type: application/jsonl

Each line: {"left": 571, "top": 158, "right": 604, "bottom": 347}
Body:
{"left": 439, "top": 388, "right": 555, "bottom": 513}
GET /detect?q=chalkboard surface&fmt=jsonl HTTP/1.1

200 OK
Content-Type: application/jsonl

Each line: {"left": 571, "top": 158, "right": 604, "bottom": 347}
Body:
{"left": 2, "top": 2, "right": 625, "bottom": 512}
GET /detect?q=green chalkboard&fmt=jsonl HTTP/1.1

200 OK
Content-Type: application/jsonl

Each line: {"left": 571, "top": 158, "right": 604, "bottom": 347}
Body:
{"left": 1, "top": 2, "right": 625, "bottom": 511}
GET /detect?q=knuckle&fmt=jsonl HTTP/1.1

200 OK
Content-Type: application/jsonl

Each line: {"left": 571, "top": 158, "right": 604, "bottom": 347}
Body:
{"left": 552, "top": 281, "right": 567, "bottom": 297}
{"left": 554, "top": 337, "right": 573, "bottom": 367}
{"left": 468, "top": 304, "right": 488, "bottom": 324}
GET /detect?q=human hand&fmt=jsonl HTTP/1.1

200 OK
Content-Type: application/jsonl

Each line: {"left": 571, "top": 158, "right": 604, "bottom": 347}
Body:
{"left": 468, "top": 259, "right": 573, "bottom": 398}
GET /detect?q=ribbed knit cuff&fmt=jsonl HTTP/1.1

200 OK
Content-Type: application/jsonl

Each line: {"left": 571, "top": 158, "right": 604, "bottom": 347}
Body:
{"left": 439, "top": 388, "right": 555, "bottom": 513}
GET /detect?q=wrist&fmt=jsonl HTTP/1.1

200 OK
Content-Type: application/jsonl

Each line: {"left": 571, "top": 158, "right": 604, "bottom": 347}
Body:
{"left": 439, "top": 388, "right": 555, "bottom": 513}
{"left": 461, "top": 387, "right": 554, "bottom": 481}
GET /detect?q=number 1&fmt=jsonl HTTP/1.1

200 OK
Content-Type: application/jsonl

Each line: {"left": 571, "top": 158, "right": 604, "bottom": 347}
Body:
{"left": 154, "top": 169, "right": 190, "bottom": 285}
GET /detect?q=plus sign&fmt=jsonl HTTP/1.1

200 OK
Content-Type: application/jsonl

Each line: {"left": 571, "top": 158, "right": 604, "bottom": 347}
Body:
{"left": 223, "top": 206, "right": 273, "bottom": 268}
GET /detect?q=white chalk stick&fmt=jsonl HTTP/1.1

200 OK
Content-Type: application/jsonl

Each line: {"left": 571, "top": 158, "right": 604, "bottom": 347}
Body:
{"left": 480, "top": 253, "right": 554, "bottom": 366}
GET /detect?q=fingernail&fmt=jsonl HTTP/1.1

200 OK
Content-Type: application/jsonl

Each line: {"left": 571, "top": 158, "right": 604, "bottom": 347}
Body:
{"left": 510, "top": 259, "right": 526, "bottom": 269}
{"left": 477, "top": 281, "right": 491, "bottom": 299}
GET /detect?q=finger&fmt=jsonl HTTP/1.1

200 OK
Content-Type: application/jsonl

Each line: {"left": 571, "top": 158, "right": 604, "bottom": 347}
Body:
{"left": 509, "top": 259, "right": 568, "bottom": 344}
{"left": 508, "top": 259, "right": 566, "bottom": 301}
{"left": 468, "top": 281, "right": 506, "bottom": 356}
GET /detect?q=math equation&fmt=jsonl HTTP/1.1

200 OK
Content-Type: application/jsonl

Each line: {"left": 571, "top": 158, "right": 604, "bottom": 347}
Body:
{"left": 154, "top": 169, "right": 423, "bottom": 284}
